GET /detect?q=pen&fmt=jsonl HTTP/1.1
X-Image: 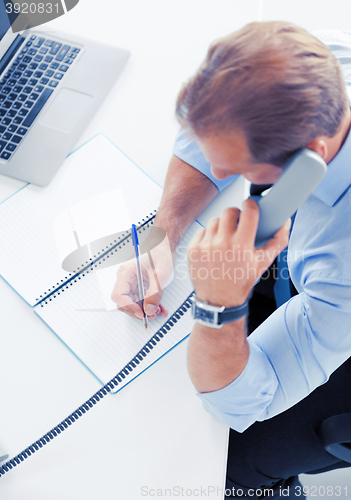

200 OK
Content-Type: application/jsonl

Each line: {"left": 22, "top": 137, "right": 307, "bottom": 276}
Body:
{"left": 131, "top": 224, "right": 148, "bottom": 329}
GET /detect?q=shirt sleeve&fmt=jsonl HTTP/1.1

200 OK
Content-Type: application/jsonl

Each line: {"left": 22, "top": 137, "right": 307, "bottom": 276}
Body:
{"left": 198, "top": 272, "right": 351, "bottom": 433}
{"left": 173, "top": 129, "right": 239, "bottom": 192}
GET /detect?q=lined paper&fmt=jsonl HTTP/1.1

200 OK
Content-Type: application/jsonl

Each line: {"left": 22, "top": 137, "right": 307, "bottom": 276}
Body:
{"left": 35, "top": 224, "right": 198, "bottom": 389}
{"left": 0, "top": 135, "right": 162, "bottom": 306}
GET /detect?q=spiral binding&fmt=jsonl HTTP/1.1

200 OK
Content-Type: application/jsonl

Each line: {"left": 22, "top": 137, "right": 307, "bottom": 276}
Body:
{"left": 35, "top": 211, "right": 157, "bottom": 307}
{"left": 0, "top": 291, "right": 195, "bottom": 478}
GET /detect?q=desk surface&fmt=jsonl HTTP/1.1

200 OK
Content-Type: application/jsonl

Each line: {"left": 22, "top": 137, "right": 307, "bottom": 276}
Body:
{"left": 0, "top": 1, "right": 255, "bottom": 498}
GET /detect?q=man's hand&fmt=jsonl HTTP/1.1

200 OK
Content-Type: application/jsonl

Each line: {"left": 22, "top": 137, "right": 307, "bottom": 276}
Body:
{"left": 111, "top": 238, "right": 173, "bottom": 320}
{"left": 188, "top": 198, "right": 291, "bottom": 307}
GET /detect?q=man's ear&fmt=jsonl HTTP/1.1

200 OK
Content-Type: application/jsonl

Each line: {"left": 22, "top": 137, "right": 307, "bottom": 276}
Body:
{"left": 307, "top": 138, "right": 328, "bottom": 160}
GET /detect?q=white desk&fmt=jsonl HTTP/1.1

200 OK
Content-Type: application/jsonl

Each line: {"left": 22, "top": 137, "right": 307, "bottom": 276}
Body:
{"left": 0, "top": 1, "right": 258, "bottom": 498}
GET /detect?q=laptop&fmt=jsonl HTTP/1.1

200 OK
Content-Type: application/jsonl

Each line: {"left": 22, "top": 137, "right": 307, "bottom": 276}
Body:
{"left": 0, "top": 5, "right": 130, "bottom": 186}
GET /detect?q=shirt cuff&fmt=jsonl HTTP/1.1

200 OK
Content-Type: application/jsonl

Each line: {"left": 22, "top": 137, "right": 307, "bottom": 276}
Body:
{"left": 173, "top": 129, "right": 239, "bottom": 192}
{"left": 196, "top": 342, "right": 278, "bottom": 432}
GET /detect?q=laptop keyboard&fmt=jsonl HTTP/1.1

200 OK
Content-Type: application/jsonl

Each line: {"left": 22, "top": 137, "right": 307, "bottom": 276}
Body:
{"left": 0, "top": 35, "right": 80, "bottom": 162}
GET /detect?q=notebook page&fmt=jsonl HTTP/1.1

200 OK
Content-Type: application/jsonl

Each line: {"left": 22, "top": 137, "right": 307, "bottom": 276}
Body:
{"left": 35, "top": 223, "right": 198, "bottom": 387}
{"left": 0, "top": 135, "right": 162, "bottom": 306}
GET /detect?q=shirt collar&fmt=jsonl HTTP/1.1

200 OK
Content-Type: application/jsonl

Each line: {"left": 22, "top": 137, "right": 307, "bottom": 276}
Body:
{"left": 313, "top": 124, "right": 351, "bottom": 206}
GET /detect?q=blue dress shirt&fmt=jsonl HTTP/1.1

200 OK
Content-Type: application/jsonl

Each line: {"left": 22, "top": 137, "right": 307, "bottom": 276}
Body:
{"left": 173, "top": 30, "right": 351, "bottom": 432}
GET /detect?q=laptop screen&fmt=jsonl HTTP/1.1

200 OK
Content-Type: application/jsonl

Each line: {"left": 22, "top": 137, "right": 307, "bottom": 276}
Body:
{"left": 0, "top": 2, "right": 20, "bottom": 41}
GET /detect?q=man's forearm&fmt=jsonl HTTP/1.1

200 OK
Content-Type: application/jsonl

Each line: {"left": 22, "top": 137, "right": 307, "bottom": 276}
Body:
{"left": 155, "top": 155, "right": 218, "bottom": 251}
{"left": 187, "top": 319, "right": 249, "bottom": 394}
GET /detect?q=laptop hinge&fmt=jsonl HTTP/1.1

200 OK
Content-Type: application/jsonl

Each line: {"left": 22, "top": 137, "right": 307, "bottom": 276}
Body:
{"left": 0, "top": 35, "right": 25, "bottom": 77}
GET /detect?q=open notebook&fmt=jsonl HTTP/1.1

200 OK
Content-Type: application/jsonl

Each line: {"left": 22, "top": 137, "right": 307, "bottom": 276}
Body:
{"left": 0, "top": 134, "right": 199, "bottom": 392}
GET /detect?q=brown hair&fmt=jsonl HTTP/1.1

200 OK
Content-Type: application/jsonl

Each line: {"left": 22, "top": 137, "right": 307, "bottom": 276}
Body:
{"left": 176, "top": 21, "right": 349, "bottom": 166}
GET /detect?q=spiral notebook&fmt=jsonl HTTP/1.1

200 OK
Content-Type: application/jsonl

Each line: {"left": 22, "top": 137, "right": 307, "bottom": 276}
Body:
{"left": 0, "top": 134, "right": 198, "bottom": 392}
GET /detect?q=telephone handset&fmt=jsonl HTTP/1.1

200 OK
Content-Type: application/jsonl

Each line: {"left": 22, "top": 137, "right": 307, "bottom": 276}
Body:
{"left": 252, "top": 149, "right": 327, "bottom": 247}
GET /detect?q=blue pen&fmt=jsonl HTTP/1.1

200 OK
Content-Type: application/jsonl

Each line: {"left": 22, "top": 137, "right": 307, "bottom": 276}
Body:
{"left": 131, "top": 224, "right": 148, "bottom": 329}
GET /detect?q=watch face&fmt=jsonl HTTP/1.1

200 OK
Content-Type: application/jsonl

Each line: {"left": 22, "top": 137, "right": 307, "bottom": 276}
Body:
{"left": 194, "top": 307, "right": 215, "bottom": 323}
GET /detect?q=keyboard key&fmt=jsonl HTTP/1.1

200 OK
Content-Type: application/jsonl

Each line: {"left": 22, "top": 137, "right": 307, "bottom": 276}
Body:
{"left": 12, "top": 134, "right": 22, "bottom": 144}
{"left": 17, "top": 127, "right": 28, "bottom": 135}
{"left": 28, "top": 79, "right": 38, "bottom": 86}
{"left": 28, "top": 49, "right": 37, "bottom": 56}
{"left": 34, "top": 55, "right": 43, "bottom": 62}
{"left": 7, "top": 110, "right": 16, "bottom": 118}
{"left": 0, "top": 126, "right": 6, "bottom": 134}
{"left": 22, "top": 88, "right": 53, "bottom": 127}
{"left": 68, "top": 53, "right": 77, "bottom": 59}
{"left": 44, "top": 55, "right": 53, "bottom": 63}
{"left": 55, "top": 44, "right": 70, "bottom": 61}
{"left": 8, "top": 125, "right": 17, "bottom": 133}
{"left": 23, "top": 86, "right": 33, "bottom": 94}
{"left": 2, "top": 87, "right": 11, "bottom": 94}
{"left": 26, "top": 41, "right": 32, "bottom": 46}
{"left": 12, "top": 71, "right": 21, "bottom": 79}
{"left": 39, "top": 63, "right": 48, "bottom": 70}
{"left": 48, "top": 80, "right": 58, "bottom": 88}
{"left": 13, "top": 85, "right": 23, "bottom": 93}
{"left": 39, "top": 47, "right": 48, "bottom": 54}
{"left": 1, "top": 117, "right": 11, "bottom": 125}
{"left": 18, "top": 78, "right": 28, "bottom": 86}
{"left": 50, "top": 42, "right": 62, "bottom": 55}
{"left": 18, "top": 109, "right": 28, "bottom": 117}
{"left": 54, "top": 72, "right": 63, "bottom": 80}
{"left": 3, "top": 132, "right": 12, "bottom": 141}
{"left": 8, "top": 79, "right": 16, "bottom": 87}
{"left": 5, "top": 143, "right": 17, "bottom": 152}
{"left": 33, "top": 37, "right": 44, "bottom": 48}
{"left": 33, "top": 71, "right": 43, "bottom": 78}
{"left": 44, "top": 39, "right": 54, "bottom": 47}
{"left": 45, "top": 70, "right": 54, "bottom": 77}
{"left": 63, "top": 58, "right": 73, "bottom": 65}
{"left": 3, "top": 101, "right": 11, "bottom": 109}
{"left": 18, "top": 94, "right": 27, "bottom": 102}
{"left": 1, "top": 151, "right": 12, "bottom": 160}
{"left": 29, "top": 93, "right": 39, "bottom": 101}
{"left": 12, "top": 102, "right": 22, "bottom": 110}
{"left": 28, "top": 63, "right": 38, "bottom": 70}
{"left": 71, "top": 48, "right": 81, "bottom": 53}
{"left": 40, "top": 77, "right": 49, "bottom": 85}
{"left": 24, "top": 101, "right": 34, "bottom": 108}
{"left": 50, "top": 62, "right": 59, "bottom": 69}
{"left": 11, "top": 60, "right": 19, "bottom": 67}
{"left": 30, "top": 35, "right": 36, "bottom": 41}
{"left": 23, "top": 56, "right": 32, "bottom": 63}
{"left": 34, "top": 85, "right": 44, "bottom": 93}
{"left": 0, "top": 94, "right": 6, "bottom": 102}
{"left": 13, "top": 117, "right": 23, "bottom": 124}
{"left": 23, "top": 70, "right": 33, "bottom": 77}
{"left": 59, "top": 64, "right": 69, "bottom": 72}
{"left": 8, "top": 93, "right": 17, "bottom": 101}
{"left": 0, "top": 110, "right": 5, "bottom": 117}
{"left": 17, "top": 64, "right": 27, "bottom": 71}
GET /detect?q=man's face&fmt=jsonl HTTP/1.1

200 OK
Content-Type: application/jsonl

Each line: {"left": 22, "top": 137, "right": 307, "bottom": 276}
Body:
{"left": 195, "top": 130, "right": 283, "bottom": 184}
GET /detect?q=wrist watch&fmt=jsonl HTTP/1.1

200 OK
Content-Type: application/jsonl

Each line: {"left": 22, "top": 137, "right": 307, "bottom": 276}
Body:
{"left": 191, "top": 295, "right": 248, "bottom": 329}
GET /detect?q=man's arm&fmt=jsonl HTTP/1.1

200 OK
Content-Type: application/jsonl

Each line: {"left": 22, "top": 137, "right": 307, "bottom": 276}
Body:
{"left": 155, "top": 154, "right": 219, "bottom": 251}
{"left": 187, "top": 200, "right": 290, "bottom": 393}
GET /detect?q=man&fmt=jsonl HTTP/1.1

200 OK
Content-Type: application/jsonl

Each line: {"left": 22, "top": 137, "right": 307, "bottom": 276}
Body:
{"left": 112, "top": 21, "right": 351, "bottom": 498}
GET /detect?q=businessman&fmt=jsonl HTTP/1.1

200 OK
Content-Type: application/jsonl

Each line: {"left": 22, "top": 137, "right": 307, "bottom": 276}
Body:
{"left": 112, "top": 22, "right": 351, "bottom": 498}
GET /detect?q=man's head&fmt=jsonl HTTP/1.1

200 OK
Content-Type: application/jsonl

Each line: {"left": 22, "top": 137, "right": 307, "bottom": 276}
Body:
{"left": 176, "top": 21, "right": 350, "bottom": 181}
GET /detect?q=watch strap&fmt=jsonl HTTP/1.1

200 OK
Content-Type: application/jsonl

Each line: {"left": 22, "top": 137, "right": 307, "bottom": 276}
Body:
{"left": 218, "top": 301, "right": 249, "bottom": 324}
